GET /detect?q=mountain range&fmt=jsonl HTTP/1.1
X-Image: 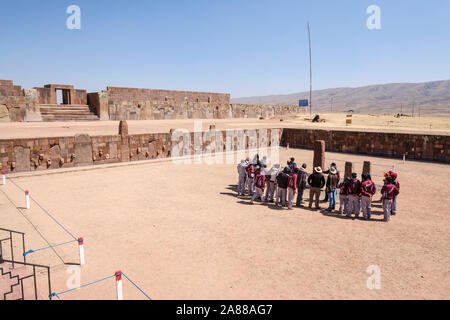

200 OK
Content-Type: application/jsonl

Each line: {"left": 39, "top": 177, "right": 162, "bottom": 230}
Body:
{"left": 231, "top": 80, "right": 450, "bottom": 115}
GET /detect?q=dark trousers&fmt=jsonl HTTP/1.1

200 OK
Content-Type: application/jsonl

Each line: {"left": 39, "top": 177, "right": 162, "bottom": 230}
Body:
{"left": 296, "top": 186, "right": 305, "bottom": 206}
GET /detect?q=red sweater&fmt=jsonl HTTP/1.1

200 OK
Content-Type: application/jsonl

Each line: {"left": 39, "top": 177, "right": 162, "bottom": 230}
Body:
{"left": 347, "top": 179, "right": 361, "bottom": 196}
{"left": 381, "top": 184, "right": 399, "bottom": 200}
{"left": 288, "top": 174, "right": 297, "bottom": 192}
{"left": 339, "top": 182, "right": 348, "bottom": 195}
{"left": 246, "top": 165, "right": 255, "bottom": 178}
{"left": 361, "top": 180, "right": 377, "bottom": 197}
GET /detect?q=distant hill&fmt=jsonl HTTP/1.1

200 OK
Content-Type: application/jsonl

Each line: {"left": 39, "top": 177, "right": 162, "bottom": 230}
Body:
{"left": 231, "top": 80, "right": 450, "bottom": 115}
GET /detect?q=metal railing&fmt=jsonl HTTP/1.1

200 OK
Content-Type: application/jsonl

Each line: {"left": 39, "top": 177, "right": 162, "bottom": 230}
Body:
{"left": 0, "top": 227, "right": 52, "bottom": 300}
{"left": 0, "top": 227, "right": 26, "bottom": 268}
{"left": 0, "top": 255, "right": 52, "bottom": 300}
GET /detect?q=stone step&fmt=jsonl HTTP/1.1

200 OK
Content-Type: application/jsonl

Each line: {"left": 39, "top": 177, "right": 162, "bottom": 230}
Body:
{"left": 39, "top": 104, "right": 99, "bottom": 121}
{"left": 41, "top": 115, "right": 99, "bottom": 121}
{"left": 40, "top": 111, "right": 95, "bottom": 116}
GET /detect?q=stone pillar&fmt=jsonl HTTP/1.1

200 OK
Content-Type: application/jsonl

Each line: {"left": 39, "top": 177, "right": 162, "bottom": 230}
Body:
{"left": 74, "top": 134, "right": 93, "bottom": 167}
{"left": 344, "top": 162, "right": 353, "bottom": 179}
{"left": 362, "top": 161, "right": 371, "bottom": 175}
{"left": 313, "top": 140, "right": 325, "bottom": 169}
{"left": 119, "top": 120, "right": 130, "bottom": 162}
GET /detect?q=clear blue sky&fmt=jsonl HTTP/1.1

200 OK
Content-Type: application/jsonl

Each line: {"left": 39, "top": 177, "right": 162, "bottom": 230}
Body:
{"left": 0, "top": 0, "right": 449, "bottom": 98}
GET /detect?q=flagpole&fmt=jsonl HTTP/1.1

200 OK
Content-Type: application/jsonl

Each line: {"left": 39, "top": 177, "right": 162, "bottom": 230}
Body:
{"left": 307, "top": 21, "right": 312, "bottom": 118}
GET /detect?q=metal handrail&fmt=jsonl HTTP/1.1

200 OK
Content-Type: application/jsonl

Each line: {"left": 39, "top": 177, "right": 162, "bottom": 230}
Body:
{"left": 0, "top": 228, "right": 26, "bottom": 267}
{"left": 0, "top": 256, "right": 52, "bottom": 300}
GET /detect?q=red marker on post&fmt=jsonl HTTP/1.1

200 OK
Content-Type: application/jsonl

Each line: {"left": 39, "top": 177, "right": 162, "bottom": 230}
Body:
{"left": 115, "top": 271, "right": 123, "bottom": 300}
{"left": 25, "top": 190, "right": 30, "bottom": 209}
{"left": 78, "top": 237, "right": 85, "bottom": 265}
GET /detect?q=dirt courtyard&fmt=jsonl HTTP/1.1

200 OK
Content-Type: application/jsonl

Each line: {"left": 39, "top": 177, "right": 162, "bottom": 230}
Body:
{"left": 1, "top": 148, "right": 449, "bottom": 300}
{"left": 1, "top": 113, "right": 449, "bottom": 140}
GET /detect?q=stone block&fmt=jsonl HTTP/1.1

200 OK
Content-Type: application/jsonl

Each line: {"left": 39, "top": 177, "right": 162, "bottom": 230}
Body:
{"left": 313, "top": 140, "right": 325, "bottom": 170}
{"left": 13, "top": 146, "right": 30, "bottom": 172}
{"left": 74, "top": 134, "right": 93, "bottom": 166}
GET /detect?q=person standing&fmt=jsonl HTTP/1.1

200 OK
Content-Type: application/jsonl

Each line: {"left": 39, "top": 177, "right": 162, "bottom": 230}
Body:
{"left": 360, "top": 174, "right": 377, "bottom": 220}
{"left": 251, "top": 167, "right": 266, "bottom": 205}
{"left": 237, "top": 159, "right": 249, "bottom": 196}
{"left": 326, "top": 167, "right": 339, "bottom": 212}
{"left": 381, "top": 177, "right": 399, "bottom": 222}
{"left": 338, "top": 178, "right": 350, "bottom": 215}
{"left": 265, "top": 164, "right": 279, "bottom": 203}
{"left": 308, "top": 167, "right": 325, "bottom": 209}
{"left": 246, "top": 161, "right": 255, "bottom": 196}
{"left": 276, "top": 167, "right": 290, "bottom": 207}
{"left": 296, "top": 163, "right": 308, "bottom": 207}
{"left": 287, "top": 168, "right": 298, "bottom": 210}
{"left": 347, "top": 173, "right": 362, "bottom": 218}
{"left": 322, "top": 163, "right": 340, "bottom": 202}
{"left": 288, "top": 157, "right": 297, "bottom": 170}
{"left": 389, "top": 171, "right": 400, "bottom": 215}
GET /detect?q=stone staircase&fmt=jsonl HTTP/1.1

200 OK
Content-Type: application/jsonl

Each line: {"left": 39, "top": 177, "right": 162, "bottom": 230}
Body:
{"left": 39, "top": 104, "right": 99, "bottom": 121}
{"left": 0, "top": 261, "right": 35, "bottom": 300}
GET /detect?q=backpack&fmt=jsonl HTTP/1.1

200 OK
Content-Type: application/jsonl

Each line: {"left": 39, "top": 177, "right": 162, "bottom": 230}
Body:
{"left": 255, "top": 174, "right": 265, "bottom": 188}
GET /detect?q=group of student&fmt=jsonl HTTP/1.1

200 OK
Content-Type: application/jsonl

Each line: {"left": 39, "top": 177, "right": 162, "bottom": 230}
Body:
{"left": 236, "top": 155, "right": 400, "bottom": 222}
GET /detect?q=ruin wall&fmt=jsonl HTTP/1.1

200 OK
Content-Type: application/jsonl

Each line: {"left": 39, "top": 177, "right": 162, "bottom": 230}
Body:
{"left": 1, "top": 127, "right": 448, "bottom": 174}
{"left": 282, "top": 128, "right": 450, "bottom": 163}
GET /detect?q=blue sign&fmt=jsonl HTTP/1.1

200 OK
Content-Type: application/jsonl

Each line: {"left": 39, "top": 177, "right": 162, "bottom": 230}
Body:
{"left": 299, "top": 99, "right": 309, "bottom": 107}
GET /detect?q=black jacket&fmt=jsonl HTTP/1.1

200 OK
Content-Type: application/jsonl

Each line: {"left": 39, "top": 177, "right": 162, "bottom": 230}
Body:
{"left": 296, "top": 170, "right": 308, "bottom": 188}
{"left": 276, "top": 172, "right": 289, "bottom": 189}
{"left": 308, "top": 173, "right": 325, "bottom": 188}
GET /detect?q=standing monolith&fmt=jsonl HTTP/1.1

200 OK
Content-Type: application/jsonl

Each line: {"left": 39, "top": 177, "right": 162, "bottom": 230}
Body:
{"left": 313, "top": 140, "right": 325, "bottom": 169}
{"left": 362, "top": 161, "right": 371, "bottom": 175}
{"left": 345, "top": 162, "right": 353, "bottom": 179}
{"left": 119, "top": 120, "right": 130, "bottom": 162}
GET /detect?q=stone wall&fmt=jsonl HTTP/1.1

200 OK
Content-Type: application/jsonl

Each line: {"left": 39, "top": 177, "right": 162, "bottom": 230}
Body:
{"left": 0, "top": 79, "right": 301, "bottom": 122}
{"left": 282, "top": 128, "right": 450, "bottom": 163}
{"left": 1, "top": 127, "right": 448, "bottom": 174}
{"left": 0, "top": 80, "right": 26, "bottom": 122}
{"left": 107, "top": 87, "right": 230, "bottom": 104}
{"left": 0, "top": 125, "right": 279, "bottom": 173}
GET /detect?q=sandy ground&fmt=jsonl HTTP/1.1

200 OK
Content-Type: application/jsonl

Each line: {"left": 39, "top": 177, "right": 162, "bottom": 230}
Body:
{"left": 0, "top": 113, "right": 449, "bottom": 139}
{"left": 1, "top": 147, "right": 449, "bottom": 300}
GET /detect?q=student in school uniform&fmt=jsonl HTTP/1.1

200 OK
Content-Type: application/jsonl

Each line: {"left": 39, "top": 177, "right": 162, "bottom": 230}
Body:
{"left": 347, "top": 173, "right": 362, "bottom": 218}
{"left": 338, "top": 177, "right": 350, "bottom": 215}
{"left": 250, "top": 166, "right": 266, "bottom": 205}
{"left": 287, "top": 168, "right": 298, "bottom": 210}
{"left": 360, "top": 173, "right": 377, "bottom": 220}
{"left": 381, "top": 177, "right": 399, "bottom": 222}
{"left": 246, "top": 161, "right": 256, "bottom": 196}
{"left": 389, "top": 171, "right": 400, "bottom": 215}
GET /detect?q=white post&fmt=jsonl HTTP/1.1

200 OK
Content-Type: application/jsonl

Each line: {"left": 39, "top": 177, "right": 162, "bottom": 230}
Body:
{"left": 287, "top": 143, "right": 290, "bottom": 150}
{"left": 25, "top": 190, "right": 30, "bottom": 209}
{"left": 115, "top": 271, "right": 123, "bottom": 300}
{"left": 403, "top": 154, "right": 406, "bottom": 164}
{"left": 78, "top": 237, "right": 85, "bottom": 265}
{"left": 1, "top": 171, "right": 5, "bottom": 185}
